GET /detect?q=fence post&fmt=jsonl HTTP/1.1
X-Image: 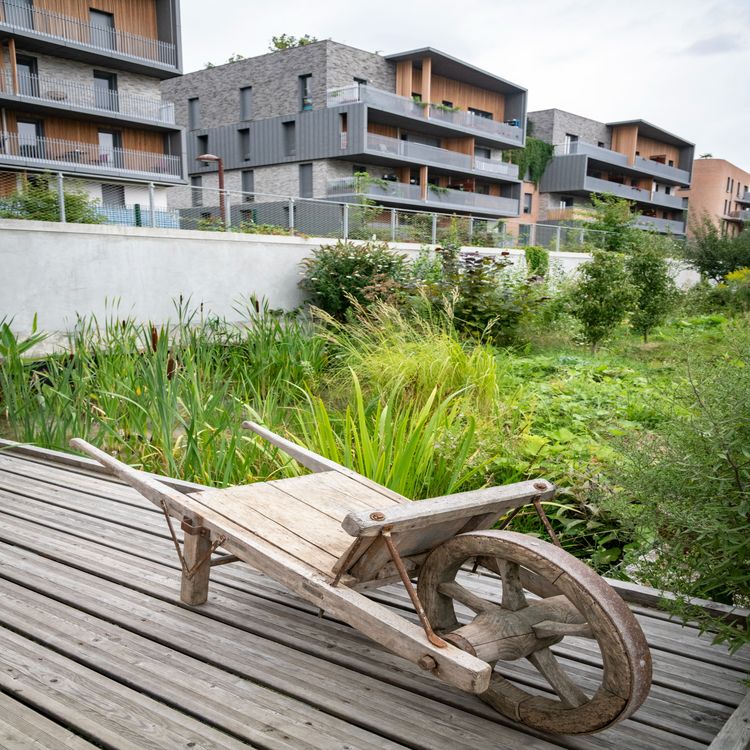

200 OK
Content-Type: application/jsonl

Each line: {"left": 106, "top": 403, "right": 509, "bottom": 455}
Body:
{"left": 431, "top": 213, "right": 437, "bottom": 245}
{"left": 148, "top": 181, "right": 156, "bottom": 227}
{"left": 555, "top": 225, "right": 562, "bottom": 253}
{"left": 390, "top": 208, "right": 397, "bottom": 242}
{"left": 530, "top": 223, "right": 536, "bottom": 246}
{"left": 56, "top": 172, "right": 66, "bottom": 223}
{"left": 342, "top": 203, "right": 349, "bottom": 240}
{"left": 288, "top": 198, "right": 295, "bottom": 232}
{"left": 468, "top": 217, "right": 474, "bottom": 244}
{"left": 224, "top": 191, "right": 232, "bottom": 231}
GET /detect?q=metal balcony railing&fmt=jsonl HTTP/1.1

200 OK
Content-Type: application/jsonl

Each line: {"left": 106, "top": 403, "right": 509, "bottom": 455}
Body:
{"left": 584, "top": 176, "right": 685, "bottom": 209}
{"left": 725, "top": 209, "right": 750, "bottom": 222}
{"left": 365, "top": 133, "right": 519, "bottom": 179}
{"left": 0, "top": 132, "right": 181, "bottom": 178}
{"left": 739, "top": 191, "right": 750, "bottom": 206}
{"left": 633, "top": 216, "right": 686, "bottom": 234}
{"left": 327, "top": 176, "right": 519, "bottom": 215}
{"left": 633, "top": 156, "right": 690, "bottom": 185}
{"left": 327, "top": 84, "right": 524, "bottom": 143}
{"left": 0, "top": 1, "right": 177, "bottom": 67}
{"left": 0, "top": 72, "right": 175, "bottom": 124}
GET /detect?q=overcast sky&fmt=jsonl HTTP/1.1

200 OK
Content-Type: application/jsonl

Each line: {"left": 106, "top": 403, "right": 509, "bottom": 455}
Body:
{"left": 179, "top": 0, "right": 750, "bottom": 167}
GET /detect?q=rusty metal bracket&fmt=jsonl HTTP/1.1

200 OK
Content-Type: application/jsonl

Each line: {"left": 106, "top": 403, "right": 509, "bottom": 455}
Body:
{"left": 532, "top": 494, "right": 562, "bottom": 548}
{"left": 159, "top": 500, "right": 226, "bottom": 579}
{"left": 382, "top": 528, "right": 448, "bottom": 649}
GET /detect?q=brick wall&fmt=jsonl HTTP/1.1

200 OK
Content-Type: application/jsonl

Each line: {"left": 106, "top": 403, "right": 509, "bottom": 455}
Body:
{"left": 528, "top": 109, "right": 610, "bottom": 148}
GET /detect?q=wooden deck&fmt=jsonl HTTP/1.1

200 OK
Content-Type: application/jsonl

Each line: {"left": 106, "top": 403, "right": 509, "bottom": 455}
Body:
{"left": 0, "top": 443, "right": 747, "bottom": 750}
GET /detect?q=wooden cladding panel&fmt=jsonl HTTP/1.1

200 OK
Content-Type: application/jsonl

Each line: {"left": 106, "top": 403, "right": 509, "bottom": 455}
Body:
{"left": 430, "top": 74, "right": 504, "bottom": 120}
{"left": 610, "top": 124, "right": 638, "bottom": 164}
{"left": 636, "top": 136, "right": 680, "bottom": 168}
{"left": 395, "top": 60, "right": 412, "bottom": 98}
{"left": 33, "top": 0, "right": 158, "bottom": 40}
{"left": 367, "top": 122, "right": 399, "bottom": 138}
{"left": 122, "top": 128, "right": 165, "bottom": 153}
{"left": 441, "top": 136, "right": 474, "bottom": 155}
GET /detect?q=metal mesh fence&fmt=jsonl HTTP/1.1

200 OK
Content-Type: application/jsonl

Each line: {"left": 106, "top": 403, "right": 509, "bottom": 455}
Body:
{"left": 0, "top": 172, "right": 619, "bottom": 250}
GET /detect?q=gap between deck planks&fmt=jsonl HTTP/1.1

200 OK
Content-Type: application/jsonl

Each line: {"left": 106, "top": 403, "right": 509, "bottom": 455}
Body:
{"left": 0, "top": 449, "right": 747, "bottom": 749}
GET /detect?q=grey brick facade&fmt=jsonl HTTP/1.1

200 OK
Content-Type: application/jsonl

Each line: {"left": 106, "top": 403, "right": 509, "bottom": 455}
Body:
{"left": 528, "top": 109, "right": 610, "bottom": 148}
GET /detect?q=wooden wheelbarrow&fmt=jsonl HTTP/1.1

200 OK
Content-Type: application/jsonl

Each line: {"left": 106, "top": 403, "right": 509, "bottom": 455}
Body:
{"left": 70, "top": 422, "right": 651, "bottom": 736}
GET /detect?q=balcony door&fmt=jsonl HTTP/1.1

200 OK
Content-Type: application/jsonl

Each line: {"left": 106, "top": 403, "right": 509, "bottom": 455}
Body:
{"left": 17, "top": 119, "right": 43, "bottom": 158}
{"left": 89, "top": 9, "right": 116, "bottom": 51}
{"left": 98, "top": 129, "right": 122, "bottom": 168}
{"left": 93, "top": 71, "right": 118, "bottom": 111}
{"left": 15, "top": 54, "right": 39, "bottom": 97}
{"left": 4, "top": 0, "right": 34, "bottom": 29}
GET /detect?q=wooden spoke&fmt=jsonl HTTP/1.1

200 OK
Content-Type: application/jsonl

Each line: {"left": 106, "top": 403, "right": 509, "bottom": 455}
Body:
{"left": 527, "top": 648, "right": 589, "bottom": 708}
{"left": 532, "top": 620, "right": 595, "bottom": 639}
{"left": 437, "top": 582, "right": 496, "bottom": 614}
{"left": 497, "top": 559, "right": 527, "bottom": 611}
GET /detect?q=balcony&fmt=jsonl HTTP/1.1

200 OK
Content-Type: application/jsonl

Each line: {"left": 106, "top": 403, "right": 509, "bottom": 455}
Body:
{"left": 738, "top": 191, "right": 750, "bottom": 206}
{"left": 0, "top": 132, "right": 182, "bottom": 180}
{"left": 327, "top": 84, "right": 524, "bottom": 145}
{"left": 327, "top": 176, "right": 519, "bottom": 216}
{"left": 365, "top": 133, "right": 519, "bottom": 179}
{"left": 555, "top": 142, "right": 690, "bottom": 185}
{"left": 0, "top": 72, "right": 176, "bottom": 125}
{"left": 0, "top": 1, "right": 177, "bottom": 70}
{"left": 725, "top": 209, "right": 750, "bottom": 222}
{"left": 584, "top": 176, "right": 686, "bottom": 210}
{"left": 633, "top": 216, "right": 686, "bottom": 235}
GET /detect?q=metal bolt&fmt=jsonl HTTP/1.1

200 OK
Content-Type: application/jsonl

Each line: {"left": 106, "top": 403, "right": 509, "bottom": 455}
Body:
{"left": 533, "top": 481, "right": 548, "bottom": 491}
{"left": 417, "top": 655, "right": 437, "bottom": 671}
{"left": 370, "top": 512, "right": 386, "bottom": 521}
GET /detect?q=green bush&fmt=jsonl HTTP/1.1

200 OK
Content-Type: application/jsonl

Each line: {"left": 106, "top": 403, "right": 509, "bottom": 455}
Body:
{"left": 569, "top": 249, "right": 635, "bottom": 350}
{"left": 683, "top": 216, "right": 750, "bottom": 281}
{"left": 0, "top": 178, "right": 105, "bottom": 224}
{"left": 299, "top": 240, "right": 407, "bottom": 319}
{"left": 609, "top": 329, "right": 750, "bottom": 651}
{"left": 524, "top": 246, "right": 549, "bottom": 276}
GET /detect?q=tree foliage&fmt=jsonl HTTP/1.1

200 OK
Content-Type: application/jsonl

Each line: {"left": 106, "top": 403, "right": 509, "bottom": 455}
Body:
{"left": 0, "top": 178, "right": 105, "bottom": 224}
{"left": 588, "top": 194, "right": 641, "bottom": 252}
{"left": 569, "top": 249, "right": 635, "bottom": 349}
{"left": 268, "top": 34, "right": 318, "bottom": 51}
{"left": 507, "top": 137, "right": 554, "bottom": 184}
{"left": 683, "top": 215, "right": 750, "bottom": 281}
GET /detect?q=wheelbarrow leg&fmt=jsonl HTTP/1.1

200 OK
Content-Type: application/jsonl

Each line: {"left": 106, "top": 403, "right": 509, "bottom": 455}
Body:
{"left": 180, "top": 518, "right": 213, "bottom": 606}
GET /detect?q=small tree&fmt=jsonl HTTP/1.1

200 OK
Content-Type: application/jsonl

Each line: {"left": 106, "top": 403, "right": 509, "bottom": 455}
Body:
{"left": 268, "top": 34, "right": 318, "bottom": 51}
{"left": 0, "top": 178, "right": 105, "bottom": 224}
{"left": 626, "top": 237, "right": 677, "bottom": 342}
{"left": 589, "top": 194, "right": 641, "bottom": 252}
{"left": 570, "top": 249, "right": 634, "bottom": 350}
{"left": 683, "top": 215, "right": 750, "bottom": 281}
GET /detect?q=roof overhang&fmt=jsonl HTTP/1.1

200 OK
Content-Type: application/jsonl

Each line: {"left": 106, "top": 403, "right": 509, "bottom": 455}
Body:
{"left": 606, "top": 119, "right": 693, "bottom": 149}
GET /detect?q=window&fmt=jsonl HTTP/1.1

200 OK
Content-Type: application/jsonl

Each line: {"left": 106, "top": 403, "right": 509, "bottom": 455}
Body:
{"left": 238, "top": 128, "right": 250, "bottom": 160}
{"left": 559, "top": 196, "right": 574, "bottom": 208}
{"left": 17, "top": 119, "right": 43, "bottom": 158}
{"left": 188, "top": 97, "right": 200, "bottom": 129}
{"left": 97, "top": 130, "right": 122, "bottom": 167}
{"left": 411, "top": 92, "right": 421, "bottom": 101}
{"left": 668, "top": 159, "right": 674, "bottom": 167}
{"left": 468, "top": 107, "right": 493, "bottom": 120}
{"left": 724, "top": 199, "right": 729, "bottom": 214}
{"left": 523, "top": 192, "right": 532, "bottom": 214}
{"left": 474, "top": 146, "right": 491, "bottom": 160}
{"left": 597, "top": 141, "right": 605, "bottom": 148}
{"left": 241, "top": 169, "right": 254, "bottom": 200}
{"left": 282, "top": 121, "right": 296, "bottom": 157}
{"left": 89, "top": 9, "right": 115, "bottom": 51}
{"left": 737, "top": 182, "right": 741, "bottom": 197}
{"left": 563, "top": 133, "right": 578, "bottom": 153}
{"left": 196, "top": 134, "right": 208, "bottom": 155}
{"left": 442, "top": 100, "right": 453, "bottom": 108}
{"left": 727, "top": 177, "right": 732, "bottom": 192}
{"left": 93, "top": 71, "right": 118, "bottom": 111}
{"left": 299, "top": 74, "right": 312, "bottom": 110}
{"left": 239, "top": 86, "right": 252, "bottom": 120}
{"left": 190, "top": 175, "right": 202, "bottom": 207}
{"left": 299, "top": 163, "right": 313, "bottom": 198}
{"left": 15, "top": 54, "right": 38, "bottom": 97}
{"left": 101, "top": 183, "right": 125, "bottom": 207}
{"left": 339, "top": 113, "right": 348, "bottom": 149}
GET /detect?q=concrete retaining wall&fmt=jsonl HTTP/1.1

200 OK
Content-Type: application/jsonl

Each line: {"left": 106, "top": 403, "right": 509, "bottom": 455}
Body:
{"left": 0, "top": 219, "right": 699, "bottom": 341}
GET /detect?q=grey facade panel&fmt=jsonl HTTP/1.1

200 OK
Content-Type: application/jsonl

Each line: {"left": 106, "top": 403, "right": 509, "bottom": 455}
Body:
{"left": 528, "top": 109, "right": 611, "bottom": 149}
{"left": 538, "top": 155, "right": 588, "bottom": 193}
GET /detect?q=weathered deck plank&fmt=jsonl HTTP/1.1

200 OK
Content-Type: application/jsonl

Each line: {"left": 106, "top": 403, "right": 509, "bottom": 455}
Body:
{"left": 0, "top": 447, "right": 747, "bottom": 749}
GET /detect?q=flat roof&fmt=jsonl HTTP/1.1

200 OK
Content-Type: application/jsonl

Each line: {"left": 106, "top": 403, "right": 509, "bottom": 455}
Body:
{"left": 385, "top": 47, "right": 526, "bottom": 95}
{"left": 607, "top": 119, "right": 694, "bottom": 149}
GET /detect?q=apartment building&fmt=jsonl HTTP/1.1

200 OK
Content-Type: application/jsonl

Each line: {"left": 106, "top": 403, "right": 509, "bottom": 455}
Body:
{"left": 0, "top": 0, "right": 185, "bottom": 214}
{"left": 524, "top": 109, "right": 694, "bottom": 236}
{"left": 162, "top": 41, "right": 527, "bottom": 223}
{"left": 678, "top": 158, "right": 749, "bottom": 238}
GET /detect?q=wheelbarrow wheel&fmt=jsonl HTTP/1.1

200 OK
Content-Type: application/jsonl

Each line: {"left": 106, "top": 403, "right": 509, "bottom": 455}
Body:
{"left": 417, "top": 530, "right": 652, "bottom": 735}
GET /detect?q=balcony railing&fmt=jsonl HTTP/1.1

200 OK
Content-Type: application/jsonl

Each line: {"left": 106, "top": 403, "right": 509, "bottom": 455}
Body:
{"left": 738, "top": 191, "right": 750, "bottom": 206}
{"left": 725, "top": 209, "right": 750, "bottom": 222}
{"left": 0, "top": 132, "right": 181, "bottom": 178}
{"left": 555, "top": 141, "right": 690, "bottom": 184}
{"left": 584, "top": 176, "right": 685, "bottom": 209}
{"left": 0, "top": 1, "right": 177, "bottom": 68}
{"left": 365, "top": 133, "right": 519, "bottom": 179}
{"left": 327, "top": 176, "right": 519, "bottom": 215}
{"left": 0, "top": 72, "right": 175, "bottom": 124}
{"left": 633, "top": 216, "right": 686, "bottom": 234}
{"left": 327, "top": 84, "right": 524, "bottom": 143}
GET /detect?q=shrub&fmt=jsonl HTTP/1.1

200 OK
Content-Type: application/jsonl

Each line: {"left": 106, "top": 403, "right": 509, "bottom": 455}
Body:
{"left": 524, "top": 246, "right": 549, "bottom": 276}
{"left": 626, "top": 239, "right": 677, "bottom": 341}
{"left": 588, "top": 194, "right": 641, "bottom": 252}
{"left": 299, "top": 240, "right": 407, "bottom": 319}
{"left": 683, "top": 216, "right": 750, "bottom": 281}
{"left": 569, "top": 249, "right": 635, "bottom": 350}
{"left": 0, "top": 178, "right": 105, "bottom": 224}
{"left": 609, "top": 330, "right": 750, "bottom": 651}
